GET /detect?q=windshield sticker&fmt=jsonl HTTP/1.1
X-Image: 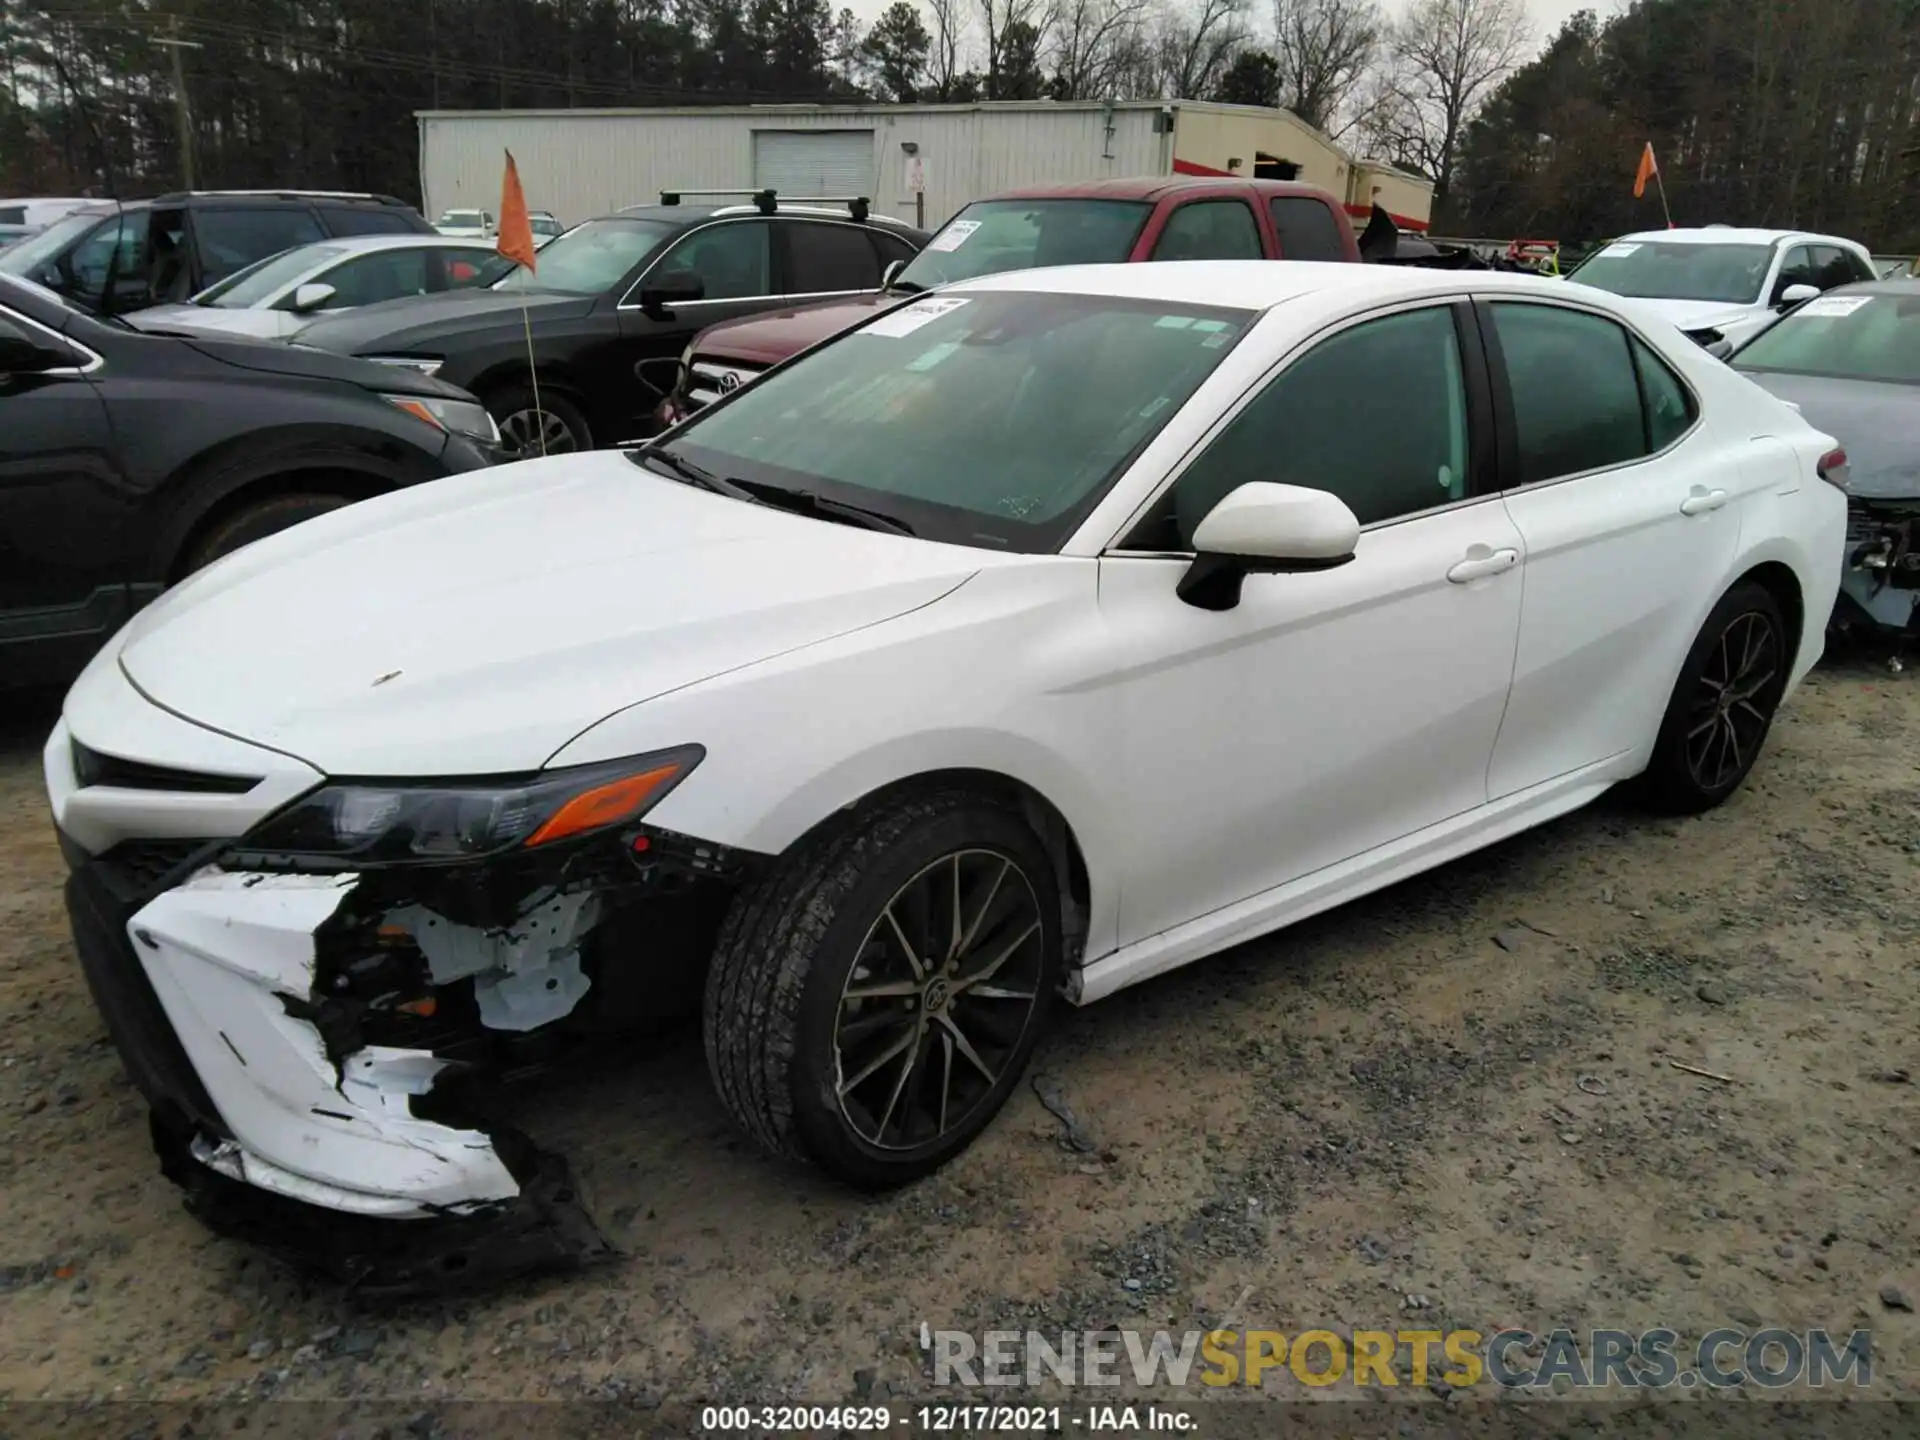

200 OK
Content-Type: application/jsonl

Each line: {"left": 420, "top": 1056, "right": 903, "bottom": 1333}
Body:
{"left": 1599, "top": 242, "right": 1641, "bottom": 257}
{"left": 1201, "top": 333, "right": 1229, "bottom": 349}
{"left": 862, "top": 296, "right": 971, "bottom": 338}
{"left": 1190, "top": 319, "right": 1231, "bottom": 333}
{"left": 926, "top": 220, "right": 982, "bottom": 254}
{"left": 1798, "top": 294, "right": 1873, "bottom": 318}
{"left": 1155, "top": 315, "right": 1196, "bottom": 329}
{"left": 906, "top": 340, "right": 960, "bottom": 372}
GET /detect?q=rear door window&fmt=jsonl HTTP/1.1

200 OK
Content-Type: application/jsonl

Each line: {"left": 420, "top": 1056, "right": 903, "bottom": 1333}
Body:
{"left": 1268, "top": 196, "right": 1347, "bottom": 261}
{"left": 190, "top": 207, "right": 326, "bottom": 285}
{"left": 1488, "top": 302, "right": 1648, "bottom": 484}
{"left": 782, "top": 220, "right": 882, "bottom": 295}
{"left": 1151, "top": 200, "right": 1264, "bottom": 261}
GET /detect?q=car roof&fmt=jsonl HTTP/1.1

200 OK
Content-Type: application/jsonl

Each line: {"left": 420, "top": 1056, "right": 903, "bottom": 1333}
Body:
{"left": 609, "top": 202, "right": 919, "bottom": 232}
{"left": 984, "top": 176, "right": 1337, "bottom": 203}
{"left": 316, "top": 233, "right": 497, "bottom": 254}
{"left": 945, "top": 259, "right": 1608, "bottom": 311}
{"left": 1610, "top": 227, "right": 1859, "bottom": 247}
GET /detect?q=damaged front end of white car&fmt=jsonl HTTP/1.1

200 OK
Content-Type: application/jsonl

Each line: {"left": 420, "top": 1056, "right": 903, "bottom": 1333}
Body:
{"left": 60, "top": 742, "right": 761, "bottom": 1295}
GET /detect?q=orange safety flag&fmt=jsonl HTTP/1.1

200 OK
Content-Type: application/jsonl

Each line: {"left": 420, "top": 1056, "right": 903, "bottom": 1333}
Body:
{"left": 496, "top": 150, "right": 538, "bottom": 273}
{"left": 1633, "top": 142, "right": 1659, "bottom": 200}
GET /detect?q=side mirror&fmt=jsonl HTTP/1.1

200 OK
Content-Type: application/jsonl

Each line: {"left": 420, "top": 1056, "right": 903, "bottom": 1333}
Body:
{"left": 0, "top": 322, "right": 69, "bottom": 378}
{"left": 881, "top": 259, "right": 906, "bottom": 289}
{"left": 1777, "top": 283, "right": 1819, "bottom": 310}
{"left": 1177, "top": 482, "right": 1360, "bottom": 611}
{"left": 639, "top": 268, "right": 704, "bottom": 315}
{"left": 289, "top": 281, "right": 337, "bottom": 314}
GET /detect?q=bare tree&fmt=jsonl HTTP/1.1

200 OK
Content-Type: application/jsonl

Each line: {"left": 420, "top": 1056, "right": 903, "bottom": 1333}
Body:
{"left": 978, "top": 0, "right": 1057, "bottom": 97}
{"left": 1051, "top": 0, "right": 1155, "bottom": 100}
{"left": 1270, "top": 0, "right": 1379, "bottom": 133}
{"left": 1359, "top": 0, "right": 1528, "bottom": 208}
{"left": 925, "top": 0, "right": 971, "bottom": 98}
{"left": 1151, "top": 0, "right": 1251, "bottom": 100}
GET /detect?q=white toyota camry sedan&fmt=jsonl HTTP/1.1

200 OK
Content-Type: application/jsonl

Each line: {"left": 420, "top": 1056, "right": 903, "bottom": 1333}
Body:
{"left": 45, "top": 261, "right": 1845, "bottom": 1288}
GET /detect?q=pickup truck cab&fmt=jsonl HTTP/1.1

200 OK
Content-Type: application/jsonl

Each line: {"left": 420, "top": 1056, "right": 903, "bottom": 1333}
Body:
{"left": 659, "top": 176, "right": 1359, "bottom": 422}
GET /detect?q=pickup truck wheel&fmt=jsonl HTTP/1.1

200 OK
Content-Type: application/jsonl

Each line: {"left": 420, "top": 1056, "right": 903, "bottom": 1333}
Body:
{"left": 183, "top": 493, "right": 352, "bottom": 573}
{"left": 704, "top": 791, "right": 1061, "bottom": 1189}
{"left": 487, "top": 384, "right": 590, "bottom": 456}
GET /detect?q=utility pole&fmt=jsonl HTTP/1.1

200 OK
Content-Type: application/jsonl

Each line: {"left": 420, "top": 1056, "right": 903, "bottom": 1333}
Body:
{"left": 152, "top": 17, "right": 203, "bottom": 189}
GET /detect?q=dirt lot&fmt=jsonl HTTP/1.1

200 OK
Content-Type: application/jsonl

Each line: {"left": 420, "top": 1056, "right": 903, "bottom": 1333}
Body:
{"left": 1, "top": 654, "right": 1917, "bottom": 1422}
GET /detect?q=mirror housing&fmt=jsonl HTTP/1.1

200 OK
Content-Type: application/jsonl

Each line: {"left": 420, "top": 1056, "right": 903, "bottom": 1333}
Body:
{"left": 1177, "top": 482, "right": 1361, "bottom": 611}
{"left": 289, "top": 281, "right": 337, "bottom": 313}
{"left": 0, "top": 321, "right": 69, "bottom": 379}
{"left": 1777, "top": 282, "right": 1819, "bottom": 310}
{"left": 881, "top": 258, "right": 906, "bottom": 290}
{"left": 638, "top": 268, "right": 704, "bottom": 315}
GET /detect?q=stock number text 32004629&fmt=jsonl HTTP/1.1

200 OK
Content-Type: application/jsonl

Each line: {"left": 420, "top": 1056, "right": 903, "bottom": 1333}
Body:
{"left": 699, "top": 1405, "right": 1065, "bottom": 1432}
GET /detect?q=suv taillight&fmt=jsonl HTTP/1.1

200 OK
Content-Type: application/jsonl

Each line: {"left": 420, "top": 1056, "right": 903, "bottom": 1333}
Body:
{"left": 1817, "top": 447, "right": 1850, "bottom": 491}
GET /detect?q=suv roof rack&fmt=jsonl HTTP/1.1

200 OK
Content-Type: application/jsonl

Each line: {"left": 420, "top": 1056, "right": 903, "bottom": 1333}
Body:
{"left": 656, "top": 187, "right": 871, "bottom": 223}
{"left": 149, "top": 189, "right": 412, "bottom": 206}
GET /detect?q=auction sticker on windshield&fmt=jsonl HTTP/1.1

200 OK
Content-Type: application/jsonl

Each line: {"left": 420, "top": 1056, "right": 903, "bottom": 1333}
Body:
{"left": 926, "top": 220, "right": 981, "bottom": 253}
{"left": 1798, "top": 294, "right": 1873, "bottom": 318}
{"left": 863, "top": 296, "right": 971, "bottom": 338}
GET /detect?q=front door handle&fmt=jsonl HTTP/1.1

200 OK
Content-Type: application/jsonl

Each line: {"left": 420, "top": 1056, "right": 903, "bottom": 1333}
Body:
{"left": 1447, "top": 547, "right": 1519, "bottom": 584}
{"left": 1680, "top": 488, "right": 1729, "bottom": 515}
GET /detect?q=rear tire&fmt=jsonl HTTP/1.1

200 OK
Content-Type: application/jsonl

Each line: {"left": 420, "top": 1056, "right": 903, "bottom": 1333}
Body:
{"left": 183, "top": 493, "right": 353, "bottom": 573}
{"left": 1636, "top": 580, "right": 1790, "bottom": 814}
{"left": 485, "top": 383, "right": 591, "bottom": 456}
{"left": 704, "top": 790, "right": 1062, "bottom": 1189}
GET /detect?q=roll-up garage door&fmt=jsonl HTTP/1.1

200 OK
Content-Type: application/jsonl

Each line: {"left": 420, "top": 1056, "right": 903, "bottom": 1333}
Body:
{"left": 752, "top": 130, "right": 875, "bottom": 198}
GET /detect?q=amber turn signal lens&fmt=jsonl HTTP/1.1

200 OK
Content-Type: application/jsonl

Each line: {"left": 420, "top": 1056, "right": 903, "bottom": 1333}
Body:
{"left": 524, "top": 764, "right": 684, "bottom": 847}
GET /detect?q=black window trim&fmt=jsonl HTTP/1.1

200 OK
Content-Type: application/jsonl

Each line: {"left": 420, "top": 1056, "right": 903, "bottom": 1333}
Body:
{"left": 774, "top": 215, "right": 890, "bottom": 302}
{"left": 1473, "top": 293, "right": 1704, "bottom": 496}
{"left": 1103, "top": 295, "right": 1500, "bottom": 557}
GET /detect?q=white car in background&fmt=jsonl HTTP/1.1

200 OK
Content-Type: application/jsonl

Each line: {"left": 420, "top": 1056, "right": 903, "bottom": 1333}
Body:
{"left": 123, "top": 234, "right": 501, "bottom": 341}
{"left": 1565, "top": 227, "right": 1878, "bottom": 356}
{"left": 530, "top": 211, "right": 565, "bottom": 248}
{"left": 47, "top": 261, "right": 1844, "bottom": 1288}
{"left": 435, "top": 208, "right": 494, "bottom": 239}
{"left": 0, "top": 196, "right": 93, "bottom": 250}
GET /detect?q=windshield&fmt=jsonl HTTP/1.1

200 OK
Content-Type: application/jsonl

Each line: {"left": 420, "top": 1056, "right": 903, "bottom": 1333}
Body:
{"left": 489, "top": 217, "right": 672, "bottom": 295}
{"left": 657, "top": 289, "right": 1252, "bottom": 551}
{"left": 0, "top": 208, "right": 107, "bottom": 281}
{"left": 1733, "top": 291, "right": 1920, "bottom": 385}
{"left": 896, "top": 200, "right": 1153, "bottom": 289}
{"left": 195, "top": 244, "right": 344, "bottom": 307}
{"left": 1567, "top": 240, "right": 1776, "bottom": 304}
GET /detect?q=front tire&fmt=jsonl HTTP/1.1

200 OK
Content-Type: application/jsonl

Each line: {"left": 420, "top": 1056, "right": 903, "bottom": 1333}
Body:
{"left": 183, "top": 492, "right": 353, "bottom": 573}
{"left": 1637, "top": 580, "right": 1790, "bottom": 813}
{"left": 704, "top": 791, "right": 1062, "bottom": 1189}
{"left": 485, "top": 383, "right": 591, "bottom": 456}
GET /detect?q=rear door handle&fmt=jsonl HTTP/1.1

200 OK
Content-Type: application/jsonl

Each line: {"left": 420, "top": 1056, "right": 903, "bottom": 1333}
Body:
{"left": 1446, "top": 547, "right": 1519, "bottom": 584}
{"left": 1680, "top": 488, "right": 1729, "bottom": 515}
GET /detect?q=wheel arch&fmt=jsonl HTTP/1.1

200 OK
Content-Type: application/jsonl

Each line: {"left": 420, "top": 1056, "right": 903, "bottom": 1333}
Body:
{"left": 1733, "top": 558, "right": 1806, "bottom": 660}
{"left": 469, "top": 359, "right": 591, "bottom": 403}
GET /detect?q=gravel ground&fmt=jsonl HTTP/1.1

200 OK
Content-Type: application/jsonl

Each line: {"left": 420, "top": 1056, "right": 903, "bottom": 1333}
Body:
{"left": 1, "top": 653, "right": 1917, "bottom": 1423}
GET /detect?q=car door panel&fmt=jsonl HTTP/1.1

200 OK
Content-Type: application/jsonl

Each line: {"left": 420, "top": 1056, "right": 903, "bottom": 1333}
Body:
{"left": 1481, "top": 300, "right": 1745, "bottom": 799}
{"left": 1099, "top": 500, "right": 1525, "bottom": 946}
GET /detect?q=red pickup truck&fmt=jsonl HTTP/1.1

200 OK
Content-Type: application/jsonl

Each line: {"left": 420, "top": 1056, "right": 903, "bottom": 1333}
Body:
{"left": 657, "top": 176, "right": 1361, "bottom": 424}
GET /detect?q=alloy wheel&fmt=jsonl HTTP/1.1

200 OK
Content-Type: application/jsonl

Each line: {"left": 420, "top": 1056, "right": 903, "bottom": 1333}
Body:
{"left": 498, "top": 406, "right": 579, "bottom": 456}
{"left": 833, "top": 849, "right": 1046, "bottom": 1152}
{"left": 1684, "top": 609, "right": 1780, "bottom": 791}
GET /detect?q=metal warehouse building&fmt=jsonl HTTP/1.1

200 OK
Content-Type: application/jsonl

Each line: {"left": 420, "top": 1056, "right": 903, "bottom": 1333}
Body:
{"left": 416, "top": 99, "right": 1433, "bottom": 237}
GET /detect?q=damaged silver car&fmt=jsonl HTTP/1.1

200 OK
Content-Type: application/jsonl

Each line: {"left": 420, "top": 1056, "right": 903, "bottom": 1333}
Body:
{"left": 1732, "top": 282, "right": 1920, "bottom": 657}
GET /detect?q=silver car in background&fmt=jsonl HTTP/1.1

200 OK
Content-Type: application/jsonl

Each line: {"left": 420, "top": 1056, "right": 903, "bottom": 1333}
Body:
{"left": 124, "top": 233, "right": 501, "bottom": 340}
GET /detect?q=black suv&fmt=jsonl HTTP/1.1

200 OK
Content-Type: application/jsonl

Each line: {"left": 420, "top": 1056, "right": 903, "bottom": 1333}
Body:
{"left": 0, "top": 274, "right": 501, "bottom": 689}
{"left": 292, "top": 191, "right": 928, "bottom": 454}
{"left": 0, "top": 190, "right": 437, "bottom": 315}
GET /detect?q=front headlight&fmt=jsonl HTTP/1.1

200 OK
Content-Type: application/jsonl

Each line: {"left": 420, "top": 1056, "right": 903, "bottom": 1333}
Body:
{"left": 234, "top": 747, "right": 704, "bottom": 868}
{"left": 381, "top": 393, "right": 501, "bottom": 446}
{"left": 366, "top": 356, "right": 445, "bottom": 376}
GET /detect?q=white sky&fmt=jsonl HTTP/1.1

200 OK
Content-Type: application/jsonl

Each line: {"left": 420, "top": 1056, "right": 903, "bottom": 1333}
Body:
{"left": 841, "top": 0, "right": 1625, "bottom": 65}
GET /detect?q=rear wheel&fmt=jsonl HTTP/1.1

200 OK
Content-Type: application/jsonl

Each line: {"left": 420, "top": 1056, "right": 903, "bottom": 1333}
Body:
{"left": 485, "top": 383, "right": 591, "bottom": 456}
{"left": 704, "top": 791, "right": 1061, "bottom": 1188}
{"left": 183, "top": 493, "right": 353, "bottom": 573}
{"left": 1637, "top": 581, "right": 1789, "bottom": 813}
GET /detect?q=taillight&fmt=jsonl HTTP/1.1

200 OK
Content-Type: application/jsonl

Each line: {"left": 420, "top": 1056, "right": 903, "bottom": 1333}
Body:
{"left": 1817, "top": 447, "right": 1850, "bottom": 491}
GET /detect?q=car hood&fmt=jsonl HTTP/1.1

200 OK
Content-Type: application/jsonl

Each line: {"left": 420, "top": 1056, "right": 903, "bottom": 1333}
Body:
{"left": 1736, "top": 370, "right": 1920, "bottom": 501}
{"left": 115, "top": 450, "right": 989, "bottom": 776}
{"left": 1627, "top": 297, "right": 1763, "bottom": 335}
{"left": 293, "top": 288, "right": 596, "bottom": 355}
{"left": 693, "top": 292, "right": 896, "bottom": 365}
{"left": 125, "top": 304, "right": 296, "bottom": 341}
